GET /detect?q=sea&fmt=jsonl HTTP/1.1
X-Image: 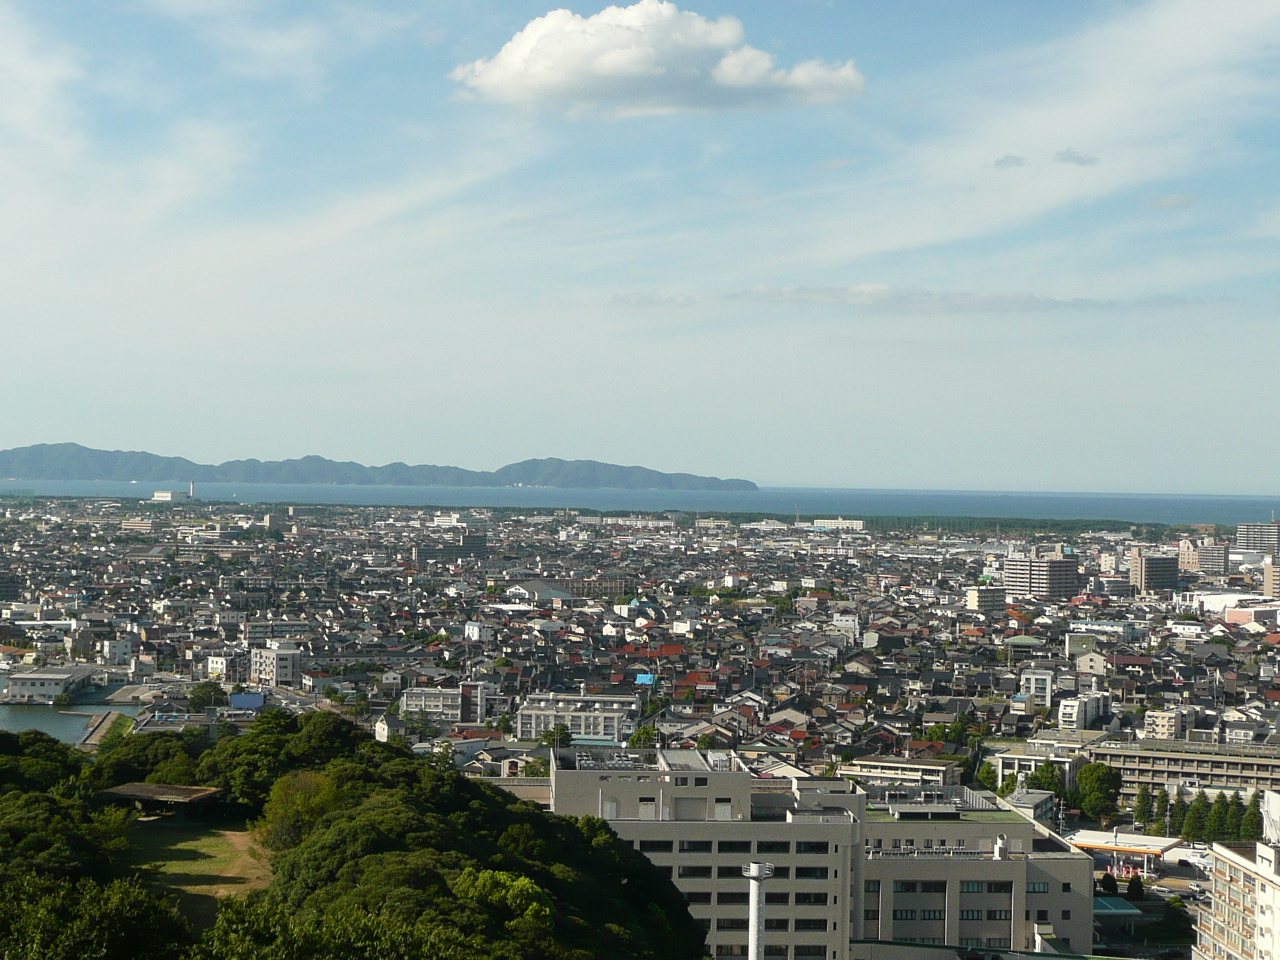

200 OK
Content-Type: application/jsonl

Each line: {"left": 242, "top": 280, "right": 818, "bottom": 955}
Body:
{"left": 2, "top": 479, "right": 1279, "bottom": 525}
{"left": 0, "top": 698, "right": 139, "bottom": 742}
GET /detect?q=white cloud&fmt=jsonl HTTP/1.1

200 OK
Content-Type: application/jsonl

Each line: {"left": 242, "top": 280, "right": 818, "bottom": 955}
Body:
{"left": 1147, "top": 193, "right": 1196, "bottom": 209}
{"left": 143, "top": 0, "right": 416, "bottom": 89}
{"left": 728, "top": 284, "right": 1199, "bottom": 314}
{"left": 449, "top": 0, "right": 863, "bottom": 115}
{"left": 1055, "top": 147, "right": 1099, "bottom": 166}
{"left": 993, "top": 154, "right": 1027, "bottom": 168}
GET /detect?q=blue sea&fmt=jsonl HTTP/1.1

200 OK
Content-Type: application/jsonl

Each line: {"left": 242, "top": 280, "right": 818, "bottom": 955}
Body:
{"left": 3, "top": 480, "right": 1279, "bottom": 525}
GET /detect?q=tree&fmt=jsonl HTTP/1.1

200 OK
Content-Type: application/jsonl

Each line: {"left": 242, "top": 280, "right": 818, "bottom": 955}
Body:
{"left": 538, "top": 724, "right": 572, "bottom": 749}
{"left": 1133, "top": 784, "right": 1153, "bottom": 826}
{"left": 1127, "top": 876, "right": 1144, "bottom": 902}
{"left": 1169, "top": 794, "right": 1188, "bottom": 836}
{"left": 1182, "top": 790, "right": 1211, "bottom": 842}
{"left": 1027, "top": 759, "right": 1063, "bottom": 796}
{"left": 495, "top": 714, "right": 513, "bottom": 736}
{"left": 1098, "top": 873, "right": 1118, "bottom": 895}
{"left": 1227, "top": 791, "right": 1246, "bottom": 841}
{"left": 1205, "top": 791, "right": 1231, "bottom": 842}
{"left": 1153, "top": 787, "right": 1170, "bottom": 834}
{"left": 188, "top": 680, "right": 229, "bottom": 713}
{"left": 1242, "top": 791, "right": 1265, "bottom": 842}
{"left": 628, "top": 726, "right": 657, "bottom": 749}
{"left": 1077, "top": 762, "right": 1121, "bottom": 822}
{"left": 976, "top": 762, "right": 999, "bottom": 792}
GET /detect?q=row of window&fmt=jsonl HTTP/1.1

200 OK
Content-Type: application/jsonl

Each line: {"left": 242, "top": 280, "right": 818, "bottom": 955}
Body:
{"left": 866, "top": 909, "right": 1072, "bottom": 923}
{"left": 714, "top": 947, "right": 827, "bottom": 958}
{"left": 641, "top": 839, "right": 830, "bottom": 855}
{"left": 866, "top": 880, "right": 1054, "bottom": 895}
{"left": 868, "top": 838, "right": 966, "bottom": 850}
{"left": 676, "top": 865, "right": 831, "bottom": 879}
{"left": 713, "top": 919, "right": 829, "bottom": 932}
{"left": 680, "top": 890, "right": 829, "bottom": 906}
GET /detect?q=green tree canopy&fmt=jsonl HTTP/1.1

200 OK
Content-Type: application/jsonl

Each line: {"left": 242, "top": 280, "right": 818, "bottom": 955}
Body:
{"left": 1242, "top": 791, "right": 1265, "bottom": 842}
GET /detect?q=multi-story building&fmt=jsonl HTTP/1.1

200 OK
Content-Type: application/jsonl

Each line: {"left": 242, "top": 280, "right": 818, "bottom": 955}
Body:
{"left": 249, "top": 641, "right": 300, "bottom": 687}
{"left": 966, "top": 586, "right": 1007, "bottom": 619}
{"left": 1194, "top": 793, "right": 1280, "bottom": 960}
{"left": 1056, "top": 690, "right": 1110, "bottom": 731}
{"left": 547, "top": 749, "right": 1094, "bottom": 960}
{"left": 400, "top": 681, "right": 493, "bottom": 724}
{"left": 836, "top": 757, "right": 961, "bottom": 788}
{"left": 1199, "top": 544, "right": 1231, "bottom": 577}
{"left": 1019, "top": 670, "right": 1056, "bottom": 709}
{"left": 1002, "top": 558, "right": 1079, "bottom": 601}
{"left": 1144, "top": 707, "right": 1194, "bottom": 740}
{"left": 1130, "top": 550, "right": 1180, "bottom": 594}
{"left": 1086, "top": 740, "right": 1280, "bottom": 801}
{"left": 1239, "top": 523, "right": 1280, "bottom": 556}
{"left": 514, "top": 692, "right": 640, "bottom": 742}
{"left": 1266, "top": 558, "right": 1280, "bottom": 600}
{"left": 992, "top": 743, "right": 1088, "bottom": 793}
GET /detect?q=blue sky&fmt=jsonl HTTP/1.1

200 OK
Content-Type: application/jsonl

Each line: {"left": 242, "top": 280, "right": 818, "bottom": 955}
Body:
{"left": 2, "top": 0, "right": 1278, "bottom": 492}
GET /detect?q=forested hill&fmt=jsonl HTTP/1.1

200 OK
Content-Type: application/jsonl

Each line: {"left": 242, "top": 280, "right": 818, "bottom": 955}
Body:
{"left": 0, "top": 443, "right": 758, "bottom": 491}
{"left": 0, "top": 714, "right": 706, "bottom": 960}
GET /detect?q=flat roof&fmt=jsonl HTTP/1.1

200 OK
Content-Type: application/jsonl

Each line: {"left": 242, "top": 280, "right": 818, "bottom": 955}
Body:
{"left": 1093, "top": 896, "right": 1143, "bottom": 918}
{"left": 1067, "top": 830, "right": 1181, "bottom": 855}
{"left": 102, "top": 783, "right": 223, "bottom": 804}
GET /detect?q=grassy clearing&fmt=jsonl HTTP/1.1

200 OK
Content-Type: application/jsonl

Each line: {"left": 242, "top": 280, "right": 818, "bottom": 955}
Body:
{"left": 125, "top": 818, "right": 271, "bottom": 930}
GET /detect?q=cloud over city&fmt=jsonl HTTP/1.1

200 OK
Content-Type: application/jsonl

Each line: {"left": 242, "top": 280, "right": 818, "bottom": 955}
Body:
{"left": 449, "top": 0, "right": 864, "bottom": 115}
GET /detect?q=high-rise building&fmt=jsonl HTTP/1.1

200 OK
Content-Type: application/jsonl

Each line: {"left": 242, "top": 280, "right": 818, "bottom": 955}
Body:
{"left": 1195, "top": 793, "right": 1280, "bottom": 960}
{"left": 1239, "top": 522, "right": 1280, "bottom": 555}
{"left": 1002, "top": 558, "right": 1079, "bottom": 600}
{"left": 1266, "top": 557, "right": 1280, "bottom": 600}
{"left": 1129, "top": 550, "right": 1179, "bottom": 594}
{"left": 966, "top": 586, "right": 1007, "bottom": 618}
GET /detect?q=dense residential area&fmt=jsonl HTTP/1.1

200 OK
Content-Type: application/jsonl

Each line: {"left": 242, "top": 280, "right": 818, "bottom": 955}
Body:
{"left": 8, "top": 497, "right": 1280, "bottom": 959}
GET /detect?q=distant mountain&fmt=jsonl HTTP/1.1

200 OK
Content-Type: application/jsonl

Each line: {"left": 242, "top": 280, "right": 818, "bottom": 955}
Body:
{"left": 0, "top": 444, "right": 757, "bottom": 491}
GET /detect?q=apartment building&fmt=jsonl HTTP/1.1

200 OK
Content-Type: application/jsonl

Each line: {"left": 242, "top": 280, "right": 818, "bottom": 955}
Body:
{"left": 1087, "top": 740, "right": 1280, "bottom": 801}
{"left": 248, "top": 642, "right": 300, "bottom": 687}
{"left": 514, "top": 692, "right": 640, "bottom": 742}
{"left": 1002, "top": 558, "right": 1079, "bottom": 601}
{"left": 399, "top": 681, "right": 493, "bottom": 724}
{"left": 1056, "top": 690, "right": 1110, "bottom": 731}
{"left": 1194, "top": 794, "right": 1280, "bottom": 960}
{"left": 966, "top": 586, "right": 1007, "bottom": 619}
{"left": 1130, "top": 550, "right": 1180, "bottom": 594}
{"left": 1239, "top": 523, "right": 1280, "bottom": 556}
{"left": 837, "top": 757, "right": 961, "bottom": 788}
{"left": 1019, "top": 670, "right": 1056, "bottom": 709}
{"left": 1144, "top": 707, "right": 1195, "bottom": 740}
{"left": 548, "top": 749, "right": 1094, "bottom": 960}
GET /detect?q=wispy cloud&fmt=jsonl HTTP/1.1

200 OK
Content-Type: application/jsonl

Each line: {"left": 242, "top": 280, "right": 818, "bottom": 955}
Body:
{"left": 728, "top": 284, "right": 1200, "bottom": 314}
{"left": 449, "top": 0, "right": 863, "bottom": 116}
{"left": 1146, "top": 193, "right": 1196, "bottom": 209}
{"left": 1055, "top": 147, "right": 1099, "bottom": 166}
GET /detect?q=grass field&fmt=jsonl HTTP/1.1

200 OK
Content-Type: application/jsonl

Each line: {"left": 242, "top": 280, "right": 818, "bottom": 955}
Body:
{"left": 125, "top": 818, "right": 271, "bottom": 929}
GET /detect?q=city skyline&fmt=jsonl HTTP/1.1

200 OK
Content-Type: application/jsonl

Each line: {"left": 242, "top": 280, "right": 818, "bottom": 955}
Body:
{"left": 3, "top": 1, "right": 1278, "bottom": 493}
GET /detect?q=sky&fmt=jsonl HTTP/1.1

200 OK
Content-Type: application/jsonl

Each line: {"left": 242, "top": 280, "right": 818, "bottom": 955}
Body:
{"left": 1, "top": 0, "right": 1278, "bottom": 493}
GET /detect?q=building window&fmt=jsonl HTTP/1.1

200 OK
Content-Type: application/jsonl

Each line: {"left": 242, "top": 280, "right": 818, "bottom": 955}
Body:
{"left": 695, "top": 777, "right": 708, "bottom": 787}
{"left": 1027, "top": 882, "right": 1049, "bottom": 893}
{"left": 677, "top": 866, "right": 711, "bottom": 878}
{"left": 1062, "top": 910, "right": 1072, "bottom": 920}
{"left": 1062, "top": 883, "right": 1073, "bottom": 893}
{"left": 891, "top": 839, "right": 901, "bottom": 849}
{"left": 922, "top": 910, "right": 945, "bottom": 920}
{"left": 793, "top": 949, "right": 825, "bottom": 959}
{"left": 921, "top": 881, "right": 946, "bottom": 894}
{"left": 959, "top": 910, "right": 982, "bottom": 921}
{"left": 1036, "top": 910, "right": 1049, "bottom": 922}
{"left": 865, "top": 910, "right": 880, "bottom": 921}
{"left": 717, "top": 892, "right": 749, "bottom": 904}
{"left": 684, "top": 892, "right": 711, "bottom": 904}
{"left": 796, "top": 841, "right": 829, "bottom": 854}
{"left": 796, "top": 867, "right": 828, "bottom": 880}
{"left": 795, "top": 919, "right": 828, "bottom": 931}
{"left": 716, "top": 919, "right": 749, "bottom": 931}
{"left": 987, "top": 940, "right": 1011, "bottom": 949}
{"left": 763, "top": 949, "right": 787, "bottom": 959}
{"left": 771, "top": 867, "right": 791, "bottom": 879}
{"left": 987, "top": 882, "right": 1013, "bottom": 894}
{"left": 893, "top": 910, "right": 917, "bottom": 921}
{"left": 765, "top": 892, "right": 789, "bottom": 905}
{"left": 717, "top": 866, "right": 742, "bottom": 878}
{"left": 795, "top": 893, "right": 828, "bottom": 906}
{"left": 765, "top": 919, "right": 789, "bottom": 931}
{"left": 674, "top": 776, "right": 688, "bottom": 786}
{"left": 987, "top": 910, "right": 1012, "bottom": 921}
{"left": 893, "top": 881, "right": 917, "bottom": 893}
{"left": 679, "top": 840, "right": 712, "bottom": 853}
{"left": 719, "top": 840, "right": 752, "bottom": 854}
{"left": 715, "top": 948, "right": 748, "bottom": 958}
{"left": 960, "top": 881, "right": 983, "bottom": 893}
{"left": 960, "top": 938, "right": 983, "bottom": 947}
{"left": 758, "top": 841, "right": 790, "bottom": 854}
{"left": 865, "top": 880, "right": 881, "bottom": 893}
{"left": 638, "top": 840, "right": 672, "bottom": 852}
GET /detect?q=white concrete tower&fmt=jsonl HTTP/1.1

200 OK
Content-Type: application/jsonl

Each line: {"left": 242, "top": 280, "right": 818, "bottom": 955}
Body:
{"left": 742, "top": 861, "right": 774, "bottom": 960}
